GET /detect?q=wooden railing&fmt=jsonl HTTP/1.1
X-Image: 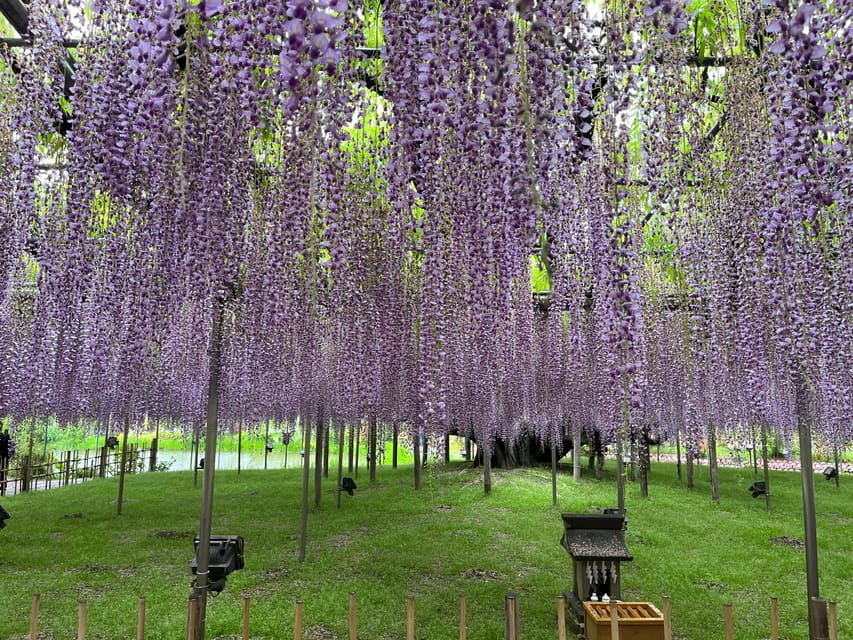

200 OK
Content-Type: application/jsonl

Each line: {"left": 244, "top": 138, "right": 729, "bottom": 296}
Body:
{"left": 21, "top": 591, "right": 841, "bottom": 640}
{"left": 0, "top": 443, "right": 156, "bottom": 496}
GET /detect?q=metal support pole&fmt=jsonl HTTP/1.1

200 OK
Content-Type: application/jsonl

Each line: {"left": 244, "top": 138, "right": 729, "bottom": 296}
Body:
{"left": 187, "top": 296, "right": 225, "bottom": 640}
{"left": 795, "top": 374, "right": 828, "bottom": 640}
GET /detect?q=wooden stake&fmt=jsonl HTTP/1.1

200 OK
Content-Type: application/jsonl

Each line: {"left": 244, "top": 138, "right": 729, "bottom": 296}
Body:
{"left": 77, "top": 600, "right": 87, "bottom": 640}
{"left": 770, "top": 596, "right": 779, "bottom": 640}
{"left": 349, "top": 592, "right": 357, "bottom": 640}
{"left": 724, "top": 604, "right": 733, "bottom": 640}
{"left": 828, "top": 601, "right": 837, "bottom": 640}
{"left": 505, "top": 593, "right": 519, "bottom": 640}
{"left": 610, "top": 600, "right": 620, "bottom": 640}
{"left": 459, "top": 594, "right": 467, "bottom": 640}
{"left": 294, "top": 600, "right": 303, "bottom": 640}
{"left": 137, "top": 596, "right": 146, "bottom": 640}
{"left": 187, "top": 593, "right": 201, "bottom": 640}
{"left": 29, "top": 593, "right": 40, "bottom": 640}
{"left": 662, "top": 596, "right": 672, "bottom": 640}
{"left": 407, "top": 593, "right": 415, "bottom": 640}
{"left": 242, "top": 596, "right": 250, "bottom": 640}
{"left": 557, "top": 595, "right": 566, "bottom": 640}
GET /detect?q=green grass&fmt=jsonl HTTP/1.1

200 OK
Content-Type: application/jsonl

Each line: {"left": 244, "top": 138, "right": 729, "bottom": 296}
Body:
{"left": 0, "top": 460, "right": 848, "bottom": 640}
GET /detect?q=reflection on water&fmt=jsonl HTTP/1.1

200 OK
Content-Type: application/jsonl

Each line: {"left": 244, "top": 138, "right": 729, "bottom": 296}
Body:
{"left": 160, "top": 450, "right": 302, "bottom": 472}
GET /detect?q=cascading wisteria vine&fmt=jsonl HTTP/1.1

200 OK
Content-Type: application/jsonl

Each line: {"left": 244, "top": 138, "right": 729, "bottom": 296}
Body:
{"left": 0, "top": 0, "right": 849, "bottom": 478}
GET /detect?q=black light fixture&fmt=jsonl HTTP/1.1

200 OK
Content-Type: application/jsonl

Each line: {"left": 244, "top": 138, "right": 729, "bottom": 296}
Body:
{"left": 341, "top": 477, "right": 357, "bottom": 496}
{"left": 749, "top": 481, "right": 768, "bottom": 498}
{"left": 0, "top": 504, "right": 9, "bottom": 530}
{"left": 823, "top": 466, "right": 838, "bottom": 481}
{"left": 191, "top": 535, "right": 245, "bottom": 593}
{"left": 105, "top": 436, "right": 119, "bottom": 449}
{"left": 265, "top": 442, "right": 274, "bottom": 453}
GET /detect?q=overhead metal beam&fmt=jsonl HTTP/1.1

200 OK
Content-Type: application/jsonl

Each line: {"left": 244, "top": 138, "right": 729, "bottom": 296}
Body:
{"left": 0, "top": 37, "right": 81, "bottom": 48}
{"left": 0, "top": 0, "right": 29, "bottom": 36}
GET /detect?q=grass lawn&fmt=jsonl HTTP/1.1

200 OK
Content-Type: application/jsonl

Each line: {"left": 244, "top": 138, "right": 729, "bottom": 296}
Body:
{"left": 0, "top": 459, "right": 848, "bottom": 639}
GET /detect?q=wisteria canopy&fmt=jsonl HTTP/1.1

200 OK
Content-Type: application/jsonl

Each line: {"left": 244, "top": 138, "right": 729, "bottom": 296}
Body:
{"left": 0, "top": 0, "right": 850, "bottom": 460}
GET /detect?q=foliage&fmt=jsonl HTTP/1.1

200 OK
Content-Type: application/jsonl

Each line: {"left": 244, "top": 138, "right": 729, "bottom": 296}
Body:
{"left": 0, "top": 0, "right": 849, "bottom": 541}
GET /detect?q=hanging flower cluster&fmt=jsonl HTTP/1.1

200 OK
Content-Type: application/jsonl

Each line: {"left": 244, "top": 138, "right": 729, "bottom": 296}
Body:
{"left": 0, "top": 0, "right": 849, "bottom": 464}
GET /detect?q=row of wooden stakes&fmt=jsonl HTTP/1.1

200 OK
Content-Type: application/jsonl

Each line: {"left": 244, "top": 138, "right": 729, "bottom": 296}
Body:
{"left": 25, "top": 591, "right": 841, "bottom": 640}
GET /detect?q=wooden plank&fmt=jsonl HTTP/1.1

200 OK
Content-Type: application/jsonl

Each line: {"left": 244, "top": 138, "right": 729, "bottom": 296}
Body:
{"left": 294, "top": 600, "right": 303, "bottom": 640}
{"left": 29, "top": 593, "right": 39, "bottom": 640}
{"left": 77, "top": 600, "right": 87, "bottom": 640}
{"left": 770, "top": 597, "right": 779, "bottom": 640}
{"left": 558, "top": 595, "right": 567, "bottom": 640}
{"left": 137, "top": 596, "right": 146, "bottom": 640}
{"left": 242, "top": 596, "right": 250, "bottom": 640}
{"left": 505, "top": 594, "right": 519, "bottom": 640}
{"left": 407, "top": 593, "right": 415, "bottom": 640}
{"left": 610, "top": 601, "right": 620, "bottom": 640}
{"left": 348, "top": 592, "right": 357, "bottom": 640}
{"left": 662, "top": 596, "right": 672, "bottom": 640}
{"left": 724, "top": 604, "right": 733, "bottom": 640}
{"left": 459, "top": 593, "right": 467, "bottom": 640}
{"left": 828, "top": 601, "right": 837, "bottom": 640}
